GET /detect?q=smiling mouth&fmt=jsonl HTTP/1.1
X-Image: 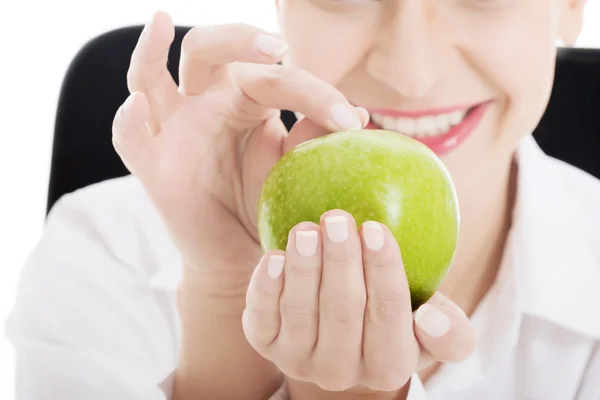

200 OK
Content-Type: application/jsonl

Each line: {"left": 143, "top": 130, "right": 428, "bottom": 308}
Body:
{"left": 365, "top": 100, "right": 493, "bottom": 155}
{"left": 368, "top": 105, "right": 479, "bottom": 138}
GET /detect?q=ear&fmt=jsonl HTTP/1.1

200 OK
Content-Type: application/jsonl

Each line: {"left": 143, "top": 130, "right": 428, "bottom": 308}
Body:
{"left": 558, "top": 0, "right": 587, "bottom": 46}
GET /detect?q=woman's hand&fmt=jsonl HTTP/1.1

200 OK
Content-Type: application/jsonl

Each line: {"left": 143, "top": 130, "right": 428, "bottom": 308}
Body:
{"left": 243, "top": 209, "right": 477, "bottom": 396}
{"left": 112, "top": 11, "right": 367, "bottom": 295}
{"left": 111, "top": 11, "right": 367, "bottom": 398}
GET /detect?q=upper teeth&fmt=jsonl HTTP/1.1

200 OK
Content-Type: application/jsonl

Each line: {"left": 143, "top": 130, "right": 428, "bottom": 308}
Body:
{"left": 370, "top": 109, "right": 468, "bottom": 137}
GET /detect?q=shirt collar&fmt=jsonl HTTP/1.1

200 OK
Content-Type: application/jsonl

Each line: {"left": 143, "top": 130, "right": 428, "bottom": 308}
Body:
{"left": 510, "top": 134, "right": 600, "bottom": 339}
{"left": 415, "top": 135, "right": 600, "bottom": 397}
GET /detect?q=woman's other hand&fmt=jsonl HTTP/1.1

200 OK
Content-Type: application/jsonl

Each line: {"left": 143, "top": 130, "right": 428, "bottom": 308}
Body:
{"left": 243, "top": 210, "right": 476, "bottom": 397}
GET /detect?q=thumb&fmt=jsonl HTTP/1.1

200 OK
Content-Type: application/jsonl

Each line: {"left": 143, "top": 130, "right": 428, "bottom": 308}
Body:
{"left": 112, "top": 92, "right": 158, "bottom": 186}
{"left": 413, "top": 292, "right": 477, "bottom": 368}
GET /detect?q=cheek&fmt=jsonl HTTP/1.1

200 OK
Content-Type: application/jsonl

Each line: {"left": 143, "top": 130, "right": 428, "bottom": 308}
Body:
{"left": 279, "top": 2, "right": 378, "bottom": 85}
{"left": 453, "top": 7, "right": 558, "bottom": 137}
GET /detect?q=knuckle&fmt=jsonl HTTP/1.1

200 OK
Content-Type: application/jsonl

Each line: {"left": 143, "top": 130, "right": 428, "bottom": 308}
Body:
{"left": 251, "top": 279, "right": 281, "bottom": 302}
{"left": 323, "top": 243, "right": 362, "bottom": 265}
{"left": 370, "top": 370, "right": 410, "bottom": 392}
{"left": 259, "top": 65, "right": 289, "bottom": 89}
{"left": 280, "top": 302, "right": 315, "bottom": 329}
{"left": 367, "top": 296, "right": 405, "bottom": 325}
{"left": 284, "top": 260, "right": 318, "bottom": 278}
{"left": 246, "top": 305, "right": 278, "bottom": 331}
{"left": 280, "top": 359, "right": 312, "bottom": 382}
{"left": 316, "top": 371, "right": 355, "bottom": 392}
{"left": 180, "top": 26, "right": 206, "bottom": 56}
{"left": 322, "top": 296, "right": 365, "bottom": 325}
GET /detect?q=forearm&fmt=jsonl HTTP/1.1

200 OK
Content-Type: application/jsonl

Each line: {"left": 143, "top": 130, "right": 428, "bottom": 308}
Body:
{"left": 287, "top": 379, "right": 409, "bottom": 400}
{"left": 172, "top": 266, "right": 282, "bottom": 400}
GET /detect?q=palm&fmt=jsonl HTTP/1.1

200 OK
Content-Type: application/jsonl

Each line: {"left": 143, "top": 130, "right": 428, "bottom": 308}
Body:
{"left": 141, "top": 88, "right": 285, "bottom": 271}
{"left": 115, "top": 14, "right": 362, "bottom": 282}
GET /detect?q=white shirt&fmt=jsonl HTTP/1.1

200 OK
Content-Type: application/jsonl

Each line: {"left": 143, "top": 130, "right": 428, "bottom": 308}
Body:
{"left": 5, "top": 134, "right": 600, "bottom": 400}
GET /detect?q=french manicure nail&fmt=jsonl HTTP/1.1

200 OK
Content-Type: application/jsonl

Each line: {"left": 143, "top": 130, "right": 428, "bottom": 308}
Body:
{"left": 357, "top": 107, "right": 370, "bottom": 127}
{"left": 296, "top": 231, "right": 318, "bottom": 256}
{"left": 255, "top": 34, "right": 289, "bottom": 57}
{"left": 362, "top": 221, "right": 384, "bottom": 251}
{"left": 122, "top": 94, "right": 136, "bottom": 113}
{"left": 330, "top": 104, "right": 363, "bottom": 131}
{"left": 141, "top": 14, "right": 155, "bottom": 40}
{"left": 267, "top": 255, "right": 285, "bottom": 279}
{"left": 325, "top": 216, "right": 349, "bottom": 243}
{"left": 415, "top": 304, "right": 450, "bottom": 338}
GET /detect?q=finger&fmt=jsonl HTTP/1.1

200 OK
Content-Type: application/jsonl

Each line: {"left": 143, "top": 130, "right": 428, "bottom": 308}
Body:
{"left": 112, "top": 92, "right": 158, "bottom": 186}
{"left": 281, "top": 116, "right": 329, "bottom": 154}
{"left": 274, "top": 222, "right": 322, "bottom": 376}
{"left": 179, "top": 23, "right": 288, "bottom": 95}
{"left": 313, "top": 210, "right": 365, "bottom": 391}
{"left": 243, "top": 252, "right": 286, "bottom": 357}
{"left": 235, "top": 63, "right": 368, "bottom": 133}
{"left": 281, "top": 109, "right": 369, "bottom": 153}
{"left": 127, "top": 10, "right": 181, "bottom": 135}
{"left": 414, "top": 292, "right": 477, "bottom": 368}
{"left": 360, "top": 222, "right": 419, "bottom": 391}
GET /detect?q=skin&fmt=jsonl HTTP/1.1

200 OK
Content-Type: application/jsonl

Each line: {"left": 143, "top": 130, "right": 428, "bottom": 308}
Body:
{"left": 113, "top": 0, "right": 586, "bottom": 399}
{"left": 277, "top": 0, "right": 585, "bottom": 316}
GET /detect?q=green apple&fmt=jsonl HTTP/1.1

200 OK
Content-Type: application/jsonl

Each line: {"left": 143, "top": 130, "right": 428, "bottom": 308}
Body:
{"left": 257, "top": 129, "right": 459, "bottom": 310}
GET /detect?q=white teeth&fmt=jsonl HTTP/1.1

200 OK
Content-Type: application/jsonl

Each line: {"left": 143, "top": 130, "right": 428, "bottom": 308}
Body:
{"left": 448, "top": 110, "right": 466, "bottom": 125}
{"left": 436, "top": 114, "right": 451, "bottom": 133}
{"left": 370, "top": 108, "right": 470, "bottom": 138}
{"left": 395, "top": 118, "right": 416, "bottom": 135}
{"left": 415, "top": 116, "right": 437, "bottom": 137}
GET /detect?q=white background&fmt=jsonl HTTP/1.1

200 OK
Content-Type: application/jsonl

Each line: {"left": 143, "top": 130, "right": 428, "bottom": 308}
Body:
{"left": 0, "top": 1, "right": 598, "bottom": 398}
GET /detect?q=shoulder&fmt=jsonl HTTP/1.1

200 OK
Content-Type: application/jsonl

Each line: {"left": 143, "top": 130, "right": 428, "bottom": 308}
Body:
{"left": 541, "top": 153, "right": 600, "bottom": 238}
{"left": 511, "top": 138, "right": 600, "bottom": 339}
{"left": 45, "top": 175, "right": 178, "bottom": 274}
{"left": 517, "top": 137, "right": 600, "bottom": 240}
{"left": 6, "top": 176, "right": 179, "bottom": 397}
{"left": 544, "top": 154, "right": 600, "bottom": 203}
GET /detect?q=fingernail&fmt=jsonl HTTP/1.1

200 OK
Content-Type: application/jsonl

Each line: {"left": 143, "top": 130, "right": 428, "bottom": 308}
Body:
{"left": 330, "top": 104, "right": 363, "bottom": 131}
{"left": 357, "top": 107, "right": 370, "bottom": 127}
{"left": 325, "top": 216, "right": 348, "bottom": 243}
{"left": 255, "top": 34, "right": 289, "bottom": 57}
{"left": 452, "top": 302, "right": 467, "bottom": 317}
{"left": 362, "top": 221, "right": 384, "bottom": 251}
{"left": 122, "top": 94, "right": 136, "bottom": 113}
{"left": 296, "top": 231, "right": 318, "bottom": 257}
{"left": 415, "top": 304, "right": 450, "bottom": 338}
{"left": 141, "top": 13, "right": 156, "bottom": 39}
{"left": 267, "top": 255, "right": 285, "bottom": 279}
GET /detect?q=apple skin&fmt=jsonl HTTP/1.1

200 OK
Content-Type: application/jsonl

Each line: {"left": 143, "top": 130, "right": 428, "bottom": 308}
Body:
{"left": 257, "top": 129, "right": 460, "bottom": 310}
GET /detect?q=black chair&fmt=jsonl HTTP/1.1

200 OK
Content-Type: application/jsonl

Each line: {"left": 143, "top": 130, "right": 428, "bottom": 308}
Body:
{"left": 46, "top": 25, "right": 600, "bottom": 215}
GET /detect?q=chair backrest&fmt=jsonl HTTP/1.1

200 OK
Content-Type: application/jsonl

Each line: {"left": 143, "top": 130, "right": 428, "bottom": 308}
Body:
{"left": 46, "top": 25, "right": 600, "bottom": 214}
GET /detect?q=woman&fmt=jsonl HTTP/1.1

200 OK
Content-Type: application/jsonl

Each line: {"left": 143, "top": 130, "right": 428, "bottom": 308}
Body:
{"left": 7, "top": 1, "right": 599, "bottom": 399}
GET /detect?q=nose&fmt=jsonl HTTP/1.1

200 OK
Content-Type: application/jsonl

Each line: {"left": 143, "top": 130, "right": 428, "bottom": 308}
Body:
{"left": 366, "top": 1, "right": 452, "bottom": 99}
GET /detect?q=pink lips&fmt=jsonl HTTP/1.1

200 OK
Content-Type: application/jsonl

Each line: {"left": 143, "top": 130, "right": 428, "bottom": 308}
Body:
{"left": 365, "top": 101, "right": 492, "bottom": 156}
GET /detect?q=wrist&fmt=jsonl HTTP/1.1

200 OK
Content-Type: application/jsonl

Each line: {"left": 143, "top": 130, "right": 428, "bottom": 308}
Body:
{"left": 175, "top": 263, "right": 282, "bottom": 399}
{"left": 286, "top": 379, "right": 407, "bottom": 400}
{"left": 180, "top": 260, "right": 254, "bottom": 304}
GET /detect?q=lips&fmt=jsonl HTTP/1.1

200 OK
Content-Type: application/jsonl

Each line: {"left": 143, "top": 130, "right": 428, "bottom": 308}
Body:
{"left": 366, "top": 101, "right": 492, "bottom": 156}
